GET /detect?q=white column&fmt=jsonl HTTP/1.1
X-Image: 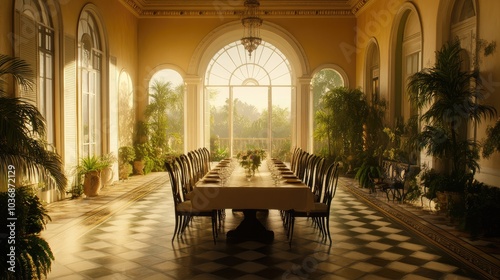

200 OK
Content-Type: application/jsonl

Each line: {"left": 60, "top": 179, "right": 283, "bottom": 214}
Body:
{"left": 296, "top": 76, "right": 311, "bottom": 151}
{"left": 184, "top": 76, "right": 204, "bottom": 152}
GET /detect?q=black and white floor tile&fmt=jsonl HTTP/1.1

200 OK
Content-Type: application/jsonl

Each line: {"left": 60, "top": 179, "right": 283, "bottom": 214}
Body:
{"left": 43, "top": 173, "right": 497, "bottom": 279}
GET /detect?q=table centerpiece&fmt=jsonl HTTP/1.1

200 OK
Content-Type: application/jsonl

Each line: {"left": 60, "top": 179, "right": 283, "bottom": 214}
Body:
{"left": 236, "top": 149, "right": 266, "bottom": 181}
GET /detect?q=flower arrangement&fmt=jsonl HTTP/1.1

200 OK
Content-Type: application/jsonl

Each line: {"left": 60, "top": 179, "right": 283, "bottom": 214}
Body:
{"left": 236, "top": 149, "right": 267, "bottom": 174}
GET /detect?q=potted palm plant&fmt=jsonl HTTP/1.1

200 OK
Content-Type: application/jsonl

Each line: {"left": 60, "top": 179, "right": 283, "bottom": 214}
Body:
{"left": 408, "top": 40, "right": 497, "bottom": 215}
{"left": 0, "top": 54, "right": 65, "bottom": 279}
{"left": 77, "top": 155, "right": 106, "bottom": 197}
{"left": 0, "top": 54, "right": 67, "bottom": 193}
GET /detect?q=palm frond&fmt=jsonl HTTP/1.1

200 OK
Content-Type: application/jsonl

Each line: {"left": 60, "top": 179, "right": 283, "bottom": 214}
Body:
{"left": 0, "top": 54, "right": 34, "bottom": 94}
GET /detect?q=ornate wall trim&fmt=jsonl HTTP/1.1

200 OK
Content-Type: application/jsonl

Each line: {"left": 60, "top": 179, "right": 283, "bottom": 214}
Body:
{"left": 120, "top": 0, "right": 354, "bottom": 18}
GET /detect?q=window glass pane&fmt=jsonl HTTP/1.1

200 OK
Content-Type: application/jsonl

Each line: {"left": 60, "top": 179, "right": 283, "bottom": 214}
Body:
{"left": 90, "top": 94, "right": 95, "bottom": 142}
{"left": 208, "top": 86, "right": 230, "bottom": 159}
{"left": 233, "top": 86, "right": 268, "bottom": 153}
{"left": 312, "top": 69, "right": 345, "bottom": 155}
{"left": 271, "top": 87, "right": 292, "bottom": 159}
{"left": 206, "top": 41, "right": 292, "bottom": 159}
{"left": 148, "top": 69, "right": 184, "bottom": 154}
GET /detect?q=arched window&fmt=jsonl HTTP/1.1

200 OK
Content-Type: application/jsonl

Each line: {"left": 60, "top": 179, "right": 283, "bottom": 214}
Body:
{"left": 394, "top": 8, "right": 422, "bottom": 123}
{"left": 365, "top": 41, "right": 380, "bottom": 103}
{"left": 205, "top": 41, "right": 292, "bottom": 160}
{"left": 450, "top": 0, "right": 477, "bottom": 142}
{"left": 78, "top": 10, "right": 103, "bottom": 157}
{"left": 451, "top": 0, "right": 476, "bottom": 68}
{"left": 14, "top": 0, "right": 55, "bottom": 145}
{"left": 311, "top": 68, "right": 345, "bottom": 155}
{"left": 147, "top": 69, "right": 184, "bottom": 154}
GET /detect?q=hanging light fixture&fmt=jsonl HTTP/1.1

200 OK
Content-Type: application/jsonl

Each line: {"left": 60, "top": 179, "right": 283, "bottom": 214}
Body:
{"left": 241, "top": 0, "right": 263, "bottom": 58}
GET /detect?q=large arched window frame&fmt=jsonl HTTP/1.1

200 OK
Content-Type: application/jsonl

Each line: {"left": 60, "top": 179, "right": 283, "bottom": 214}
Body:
{"left": 78, "top": 10, "right": 103, "bottom": 157}
{"left": 205, "top": 40, "right": 293, "bottom": 159}
{"left": 14, "top": 0, "right": 55, "bottom": 146}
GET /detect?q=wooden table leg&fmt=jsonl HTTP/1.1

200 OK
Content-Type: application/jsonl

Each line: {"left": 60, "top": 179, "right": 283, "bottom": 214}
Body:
{"left": 226, "top": 209, "right": 274, "bottom": 243}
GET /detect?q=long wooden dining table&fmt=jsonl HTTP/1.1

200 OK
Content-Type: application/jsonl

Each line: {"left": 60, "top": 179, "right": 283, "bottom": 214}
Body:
{"left": 192, "top": 160, "right": 315, "bottom": 243}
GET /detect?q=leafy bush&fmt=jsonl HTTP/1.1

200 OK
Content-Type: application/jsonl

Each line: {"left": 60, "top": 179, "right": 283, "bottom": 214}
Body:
{"left": 465, "top": 181, "right": 500, "bottom": 238}
{"left": 0, "top": 186, "right": 54, "bottom": 279}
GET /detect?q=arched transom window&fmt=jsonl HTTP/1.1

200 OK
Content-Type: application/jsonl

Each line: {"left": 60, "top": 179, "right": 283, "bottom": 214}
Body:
{"left": 205, "top": 41, "right": 292, "bottom": 160}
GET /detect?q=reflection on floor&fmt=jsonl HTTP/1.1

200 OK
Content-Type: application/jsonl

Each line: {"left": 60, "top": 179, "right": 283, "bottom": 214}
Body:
{"left": 42, "top": 172, "right": 500, "bottom": 279}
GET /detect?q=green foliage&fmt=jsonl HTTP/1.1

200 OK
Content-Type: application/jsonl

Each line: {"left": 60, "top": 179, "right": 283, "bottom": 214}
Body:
{"left": 134, "top": 143, "right": 151, "bottom": 161}
{"left": 314, "top": 87, "right": 369, "bottom": 162}
{"left": 209, "top": 94, "right": 292, "bottom": 157}
{"left": 404, "top": 179, "right": 423, "bottom": 203}
{"left": 465, "top": 181, "right": 500, "bottom": 238}
{"left": 383, "top": 116, "right": 420, "bottom": 165}
{"left": 145, "top": 81, "right": 183, "bottom": 153}
{"left": 0, "top": 186, "right": 54, "bottom": 279}
{"left": 420, "top": 168, "right": 447, "bottom": 201}
{"left": 420, "top": 166, "right": 472, "bottom": 201}
{"left": 143, "top": 80, "right": 184, "bottom": 171}
{"left": 482, "top": 118, "right": 500, "bottom": 158}
{"left": 118, "top": 146, "right": 135, "bottom": 164}
{"left": 354, "top": 155, "right": 382, "bottom": 190}
{"left": 0, "top": 54, "right": 67, "bottom": 193}
{"left": 99, "top": 153, "right": 116, "bottom": 168}
{"left": 76, "top": 155, "right": 106, "bottom": 176}
{"left": 408, "top": 40, "right": 497, "bottom": 176}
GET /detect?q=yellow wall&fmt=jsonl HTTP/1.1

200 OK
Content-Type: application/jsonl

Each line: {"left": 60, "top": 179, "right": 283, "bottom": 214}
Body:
{"left": 136, "top": 16, "right": 357, "bottom": 115}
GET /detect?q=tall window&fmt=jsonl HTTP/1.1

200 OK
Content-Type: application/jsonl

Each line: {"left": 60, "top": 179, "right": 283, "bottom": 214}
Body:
{"left": 148, "top": 69, "right": 184, "bottom": 154}
{"left": 395, "top": 9, "right": 422, "bottom": 123}
{"left": 15, "top": 0, "right": 55, "bottom": 145}
{"left": 205, "top": 41, "right": 292, "bottom": 160}
{"left": 311, "top": 68, "right": 345, "bottom": 155}
{"left": 78, "top": 11, "right": 102, "bottom": 157}
{"left": 366, "top": 42, "right": 380, "bottom": 103}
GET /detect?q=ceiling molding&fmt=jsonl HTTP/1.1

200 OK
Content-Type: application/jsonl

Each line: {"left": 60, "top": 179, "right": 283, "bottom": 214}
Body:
{"left": 120, "top": 0, "right": 356, "bottom": 18}
{"left": 349, "top": 0, "right": 371, "bottom": 15}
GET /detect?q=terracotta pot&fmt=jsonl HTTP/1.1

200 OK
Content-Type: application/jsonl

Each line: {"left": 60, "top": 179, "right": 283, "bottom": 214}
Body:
{"left": 436, "top": 191, "right": 448, "bottom": 212}
{"left": 83, "top": 170, "right": 101, "bottom": 197}
{"left": 119, "top": 164, "right": 132, "bottom": 180}
{"left": 101, "top": 167, "right": 114, "bottom": 188}
{"left": 133, "top": 160, "right": 145, "bottom": 175}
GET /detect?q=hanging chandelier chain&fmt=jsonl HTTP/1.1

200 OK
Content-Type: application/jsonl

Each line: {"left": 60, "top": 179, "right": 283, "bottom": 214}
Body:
{"left": 241, "top": 0, "right": 262, "bottom": 58}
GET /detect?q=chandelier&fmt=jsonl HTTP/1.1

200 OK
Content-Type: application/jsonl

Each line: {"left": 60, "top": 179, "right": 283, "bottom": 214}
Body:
{"left": 241, "top": 0, "right": 263, "bottom": 57}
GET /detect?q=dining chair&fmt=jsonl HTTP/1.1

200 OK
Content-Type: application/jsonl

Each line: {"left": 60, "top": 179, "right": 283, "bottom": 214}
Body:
{"left": 165, "top": 160, "right": 218, "bottom": 244}
{"left": 287, "top": 162, "right": 340, "bottom": 246}
{"left": 176, "top": 155, "right": 195, "bottom": 200}
{"left": 310, "top": 156, "right": 326, "bottom": 202}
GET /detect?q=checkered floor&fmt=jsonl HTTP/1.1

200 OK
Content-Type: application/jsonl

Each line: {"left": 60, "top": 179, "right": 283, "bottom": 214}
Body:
{"left": 43, "top": 173, "right": 494, "bottom": 279}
